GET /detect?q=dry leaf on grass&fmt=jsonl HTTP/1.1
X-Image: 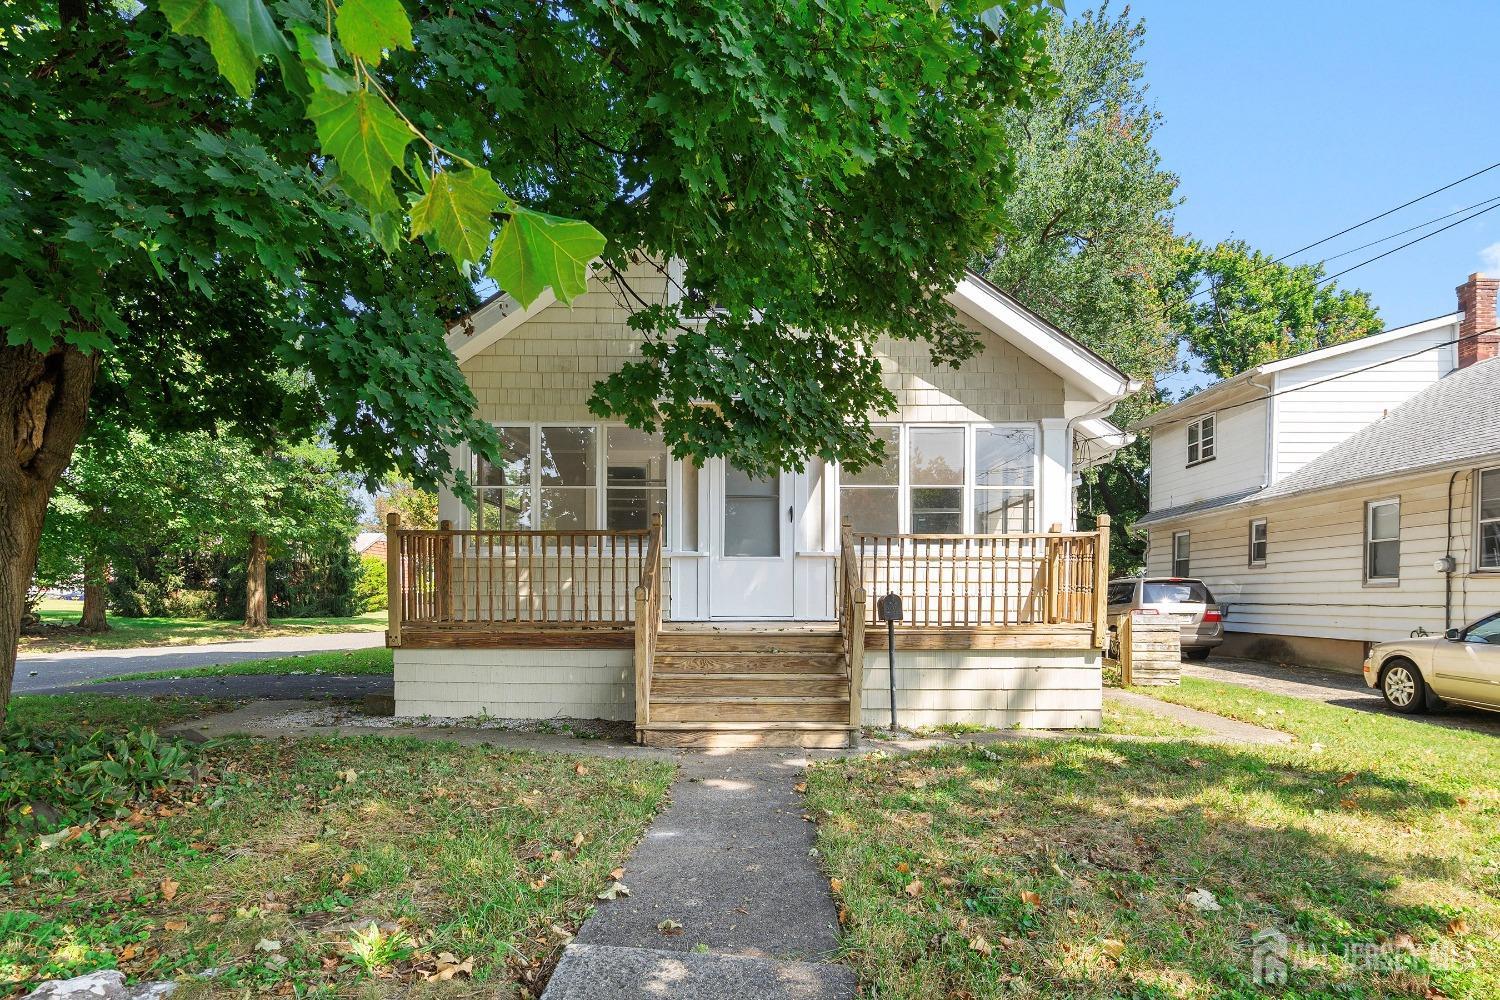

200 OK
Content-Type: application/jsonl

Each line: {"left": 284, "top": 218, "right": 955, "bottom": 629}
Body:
{"left": 829, "top": 877, "right": 844, "bottom": 893}
{"left": 164, "top": 920, "right": 189, "bottom": 932}
{"left": 1101, "top": 938, "right": 1126, "bottom": 957}
{"left": 896, "top": 862, "right": 910, "bottom": 874}
{"left": 423, "top": 952, "right": 475, "bottom": 982}
{"left": 338, "top": 769, "right": 358, "bottom": 784}
{"left": 1020, "top": 890, "right": 1042, "bottom": 907}
{"left": 903, "top": 879, "right": 922, "bottom": 898}
{"left": 610, "top": 867, "right": 625, "bottom": 880}
{"left": 598, "top": 881, "right": 630, "bottom": 900}
{"left": 574, "top": 764, "right": 588, "bottom": 776}
{"left": 1447, "top": 916, "right": 1469, "bottom": 935}
{"left": 794, "top": 782, "right": 807, "bottom": 793}
{"left": 572, "top": 832, "right": 586, "bottom": 849}
{"left": 160, "top": 878, "right": 180, "bottom": 902}
{"left": 969, "top": 935, "right": 993, "bottom": 956}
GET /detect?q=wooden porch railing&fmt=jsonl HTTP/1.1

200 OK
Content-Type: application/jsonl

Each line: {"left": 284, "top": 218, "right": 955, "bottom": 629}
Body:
{"left": 633, "top": 513, "right": 665, "bottom": 739}
{"left": 846, "top": 515, "right": 1111, "bottom": 638}
{"left": 385, "top": 512, "right": 654, "bottom": 639}
{"left": 838, "top": 519, "right": 866, "bottom": 734}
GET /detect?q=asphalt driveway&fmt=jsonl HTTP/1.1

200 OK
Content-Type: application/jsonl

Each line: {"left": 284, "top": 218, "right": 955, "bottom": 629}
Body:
{"left": 1186, "top": 655, "right": 1500, "bottom": 736}
{"left": 14, "top": 631, "right": 384, "bottom": 694}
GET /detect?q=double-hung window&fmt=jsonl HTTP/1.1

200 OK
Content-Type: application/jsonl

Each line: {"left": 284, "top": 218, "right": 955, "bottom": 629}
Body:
{"left": 472, "top": 425, "right": 669, "bottom": 535}
{"left": 1172, "top": 531, "right": 1190, "bottom": 577}
{"left": 1248, "top": 518, "right": 1268, "bottom": 567}
{"left": 1479, "top": 468, "right": 1500, "bottom": 571}
{"left": 1186, "top": 414, "right": 1216, "bottom": 465}
{"left": 838, "top": 425, "right": 1039, "bottom": 535}
{"left": 1365, "top": 498, "right": 1400, "bottom": 584}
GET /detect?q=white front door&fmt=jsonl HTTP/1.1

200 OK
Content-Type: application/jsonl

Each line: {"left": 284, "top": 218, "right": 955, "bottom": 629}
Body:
{"left": 708, "top": 461, "right": 796, "bottom": 618}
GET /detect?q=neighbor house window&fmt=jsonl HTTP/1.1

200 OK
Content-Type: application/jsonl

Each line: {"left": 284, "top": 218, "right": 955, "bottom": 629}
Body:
{"left": 839, "top": 425, "right": 900, "bottom": 534}
{"left": 1365, "top": 498, "right": 1400, "bottom": 583}
{"left": 1186, "top": 414, "right": 1216, "bottom": 465}
{"left": 1249, "top": 518, "right": 1268, "bottom": 567}
{"left": 472, "top": 424, "right": 669, "bottom": 537}
{"left": 1172, "top": 531, "right": 1190, "bottom": 577}
{"left": 1479, "top": 468, "right": 1500, "bottom": 571}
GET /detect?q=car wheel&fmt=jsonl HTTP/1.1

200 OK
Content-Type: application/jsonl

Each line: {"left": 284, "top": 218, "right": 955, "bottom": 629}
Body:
{"left": 1183, "top": 647, "right": 1211, "bottom": 662}
{"left": 1380, "top": 659, "right": 1427, "bottom": 713}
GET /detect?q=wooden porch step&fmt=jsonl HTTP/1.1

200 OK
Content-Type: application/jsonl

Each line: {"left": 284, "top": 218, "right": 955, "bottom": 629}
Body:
{"left": 651, "top": 673, "right": 849, "bottom": 699}
{"left": 638, "top": 722, "right": 856, "bottom": 749}
{"left": 653, "top": 652, "right": 844, "bottom": 673}
{"left": 650, "top": 696, "right": 848, "bottom": 723}
{"left": 656, "top": 631, "right": 841, "bottom": 653}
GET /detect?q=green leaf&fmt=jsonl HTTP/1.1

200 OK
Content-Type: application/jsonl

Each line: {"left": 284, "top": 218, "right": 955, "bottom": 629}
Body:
{"left": 486, "top": 209, "right": 605, "bottom": 308}
{"left": 158, "top": 0, "right": 260, "bottom": 97}
{"left": 409, "top": 168, "right": 502, "bottom": 269}
{"left": 306, "top": 87, "right": 415, "bottom": 213}
{"left": 335, "top": 0, "right": 415, "bottom": 66}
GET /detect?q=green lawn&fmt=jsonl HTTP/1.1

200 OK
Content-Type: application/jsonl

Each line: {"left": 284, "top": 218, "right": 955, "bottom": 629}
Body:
{"left": 90, "top": 647, "right": 395, "bottom": 685}
{"left": 808, "top": 678, "right": 1499, "bottom": 999}
{"left": 1100, "top": 696, "right": 1209, "bottom": 739}
{"left": 7, "top": 693, "right": 237, "bottom": 733}
{"left": 1, "top": 699, "right": 674, "bottom": 999}
{"left": 23, "top": 605, "right": 386, "bottom": 654}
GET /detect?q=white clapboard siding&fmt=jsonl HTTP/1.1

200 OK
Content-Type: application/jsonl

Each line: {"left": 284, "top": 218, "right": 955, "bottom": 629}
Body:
{"left": 1149, "top": 399, "right": 1268, "bottom": 511}
{"left": 1273, "top": 319, "right": 1458, "bottom": 481}
{"left": 1146, "top": 468, "right": 1500, "bottom": 644}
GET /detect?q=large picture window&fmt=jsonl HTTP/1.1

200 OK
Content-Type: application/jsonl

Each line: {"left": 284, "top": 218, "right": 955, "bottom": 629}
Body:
{"left": 472, "top": 425, "right": 669, "bottom": 537}
{"left": 1479, "top": 468, "right": 1500, "bottom": 571}
{"left": 839, "top": 424, "right": 1038, "bottom": 535}
{"left": 1365, "top": 498, "right": 1400, "bottom": 584}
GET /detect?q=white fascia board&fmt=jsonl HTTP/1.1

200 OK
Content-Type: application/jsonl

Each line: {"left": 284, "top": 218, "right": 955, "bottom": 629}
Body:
{"left": 1074, "top": 417, "right": 1133, "bottom": 470}
{"left": 948, "top": 276, "right": 1131, "bottom": 403}
{"left": 1258, "top": 312, "right": 1458, "bottom": 374}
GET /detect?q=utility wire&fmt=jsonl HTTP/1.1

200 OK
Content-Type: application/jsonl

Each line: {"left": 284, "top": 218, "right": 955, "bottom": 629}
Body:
{"left": 1314, "top": 193, "right": 1500, "bottom": 267}
{"left": 1316, "top": 200, "right": 1500, "bottom": 287}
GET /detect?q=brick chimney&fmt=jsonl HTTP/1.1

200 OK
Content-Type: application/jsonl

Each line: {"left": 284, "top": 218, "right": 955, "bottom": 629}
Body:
{"left": 1456, "top": 272, "right": 1500, "bottom": 368}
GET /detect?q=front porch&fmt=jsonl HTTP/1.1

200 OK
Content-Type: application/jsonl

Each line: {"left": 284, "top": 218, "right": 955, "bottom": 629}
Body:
{"left": 385, "top": 513, "right": 1111, "bottom": 746}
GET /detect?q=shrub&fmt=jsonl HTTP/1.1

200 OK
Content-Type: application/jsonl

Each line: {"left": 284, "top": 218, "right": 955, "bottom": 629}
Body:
{"left": 1, "top": 724, "right": 196, "bottom": 851}
{"left": 164, "top": 588, "right": 215, "bottom": 618}
{"left": 354, "top": 555, "right": 387, "bottom": 612}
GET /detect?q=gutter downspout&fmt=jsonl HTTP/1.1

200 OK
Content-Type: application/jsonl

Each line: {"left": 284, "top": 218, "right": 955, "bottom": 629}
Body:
{"left": 1444, "top": 470, "right": 1460, "bottom": 631}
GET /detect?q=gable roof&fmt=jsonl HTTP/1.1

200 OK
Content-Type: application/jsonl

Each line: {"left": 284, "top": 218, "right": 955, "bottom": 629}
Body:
{"left": 445, "top": 268, "right": 1136, "bottom": 402}
{"left": 1133, "top": 312, "right": 1459, "bottom": 430}
{"left": 1255, "top": 354, "right": 1500, "bottom": 501}
{"left": 1138, "top": 356, "right": 1500, "bottom": 525}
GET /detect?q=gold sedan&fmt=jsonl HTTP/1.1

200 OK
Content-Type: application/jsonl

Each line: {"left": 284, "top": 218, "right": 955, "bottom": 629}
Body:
{"left": 1363, "top": 613, "right": 1500, "bottom": 713}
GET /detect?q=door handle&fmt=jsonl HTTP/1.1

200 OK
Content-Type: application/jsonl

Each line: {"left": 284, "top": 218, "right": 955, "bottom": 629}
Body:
{"left": 788, "top": 505, "right": 794, "bottom": 523}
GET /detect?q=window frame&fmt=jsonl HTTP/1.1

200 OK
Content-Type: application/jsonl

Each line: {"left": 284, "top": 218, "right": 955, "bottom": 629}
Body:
{"left": 468, "top": 423, "right": 672, "bottom": 544}
{"left": 1477, "top": 466, "right": 1500, "bottom": 573}
{"left": 1364, "top": 497, "right": 1401, "bottom": 586}
{"left": 1248, "top": 517, "right": 1268, "bottom": 568}
{"left": 837, "top": 423, "right": 1040, "bottom": 536}
{"left": 1171, "top": 531, "right": 1190, "bottom": 577}
{"left": 1185, "top": 413, "right": 1216, "bottom": 467}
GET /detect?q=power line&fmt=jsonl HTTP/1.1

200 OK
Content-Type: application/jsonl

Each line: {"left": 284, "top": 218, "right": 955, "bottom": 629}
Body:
{"left": 1316, "top": 200, "right": 1500, "bottom": 287}
{"left": 1314, "top": 193, "right": 1500, "bottom": 267}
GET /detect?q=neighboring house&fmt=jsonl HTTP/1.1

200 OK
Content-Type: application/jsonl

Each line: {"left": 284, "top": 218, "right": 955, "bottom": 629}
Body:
{"left": 1136, "top": 273, "right": 1500, "bottom": 672}
{"left": 354, "top": 532, "right": 387, "bottom": 561}
{"left": 385, "top": 259, "right": 1137, "bottom": 745}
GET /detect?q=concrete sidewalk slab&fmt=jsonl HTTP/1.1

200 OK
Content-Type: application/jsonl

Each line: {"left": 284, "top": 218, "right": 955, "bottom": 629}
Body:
{"left": 575, "top": 751, "right": 843, "bottom": 960}
{"left": 542, "top": 944, "right": 855, "bottom": 1000}
{"left": 1105, "top": 688, "right": 1293, "bottom": 745}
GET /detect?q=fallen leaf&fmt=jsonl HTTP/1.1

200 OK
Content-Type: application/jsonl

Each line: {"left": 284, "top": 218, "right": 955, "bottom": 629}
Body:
{"left": 1447, "top": 916, "right": 1469, "bottom": 935}
{"left": 794, "top": 782, "right": 807, "bottom": 794}
{"left": 830, "top": 877, "right": 844, "bottom": 894}
{"left": 530, "top": 877, "right": 549, "bottom": 891}
{"left": 1339, "top": 796, "right": 1359, "bottom": 810}
{"left": 658, "top": 919, "right": 684, "bottom": 936}
{"left": 610, "top": 867, "right": 625, "bottom": 880}
{"left": 896, "top": 862, "right": 910, "bottom": 874}
{"left": 574, "top": 763, "right": 588, "bottom": 776}
{"left": 597, "top": 881, "right": 630, "bottom": 901}
{"left": 969, "top": 935, "right": 993, "bottom": 956}
{"left": 1336, "top": 772, "right": 1357, "bottom": 787}
{"left": 1101, "top": 938, "right": 1126, "bottom": 957}
{"left": 119, "top": 944, "right": 140, "bottom": 961}
{"left": 1184, "top": 758, "right": 1205, "bottom": 769}
{"left": 255, "top": 939, "right": 282, "bottom": 953}
{"left": 1020, "top": 890, "right": 1042, "bottom": 907}
{"left": 160, "top": 878, "right": 180, "bottom": 902}
{"left": 1184, "top": 888, "right": 1221, "bottom": 912}
{"left": 207, "top": 913, "right": 225, "bottom": 924}
{"left": 572, "top": 832, "right": 586, "bottom": 849}
{"left": 904, "top": 879, "right": 922, "bottom": 897}
{"left": 338, "top": 768, "right": 358, "bottom": 784}
{"left": 164, "top": 920, "right": 188, "bottom": 932}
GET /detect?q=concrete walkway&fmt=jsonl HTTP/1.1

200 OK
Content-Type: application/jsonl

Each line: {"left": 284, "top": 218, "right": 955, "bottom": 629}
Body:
{"left": 1187, "top": 656, "right": 1500, "bottom": 736}
{"left": 1104, "top": 688, "right": 1292, "bottom": 745}
{"left": 547, "top": 751, "right": 856, "bottom": 1000}
{"left": 14, "top": 632, "right": 383, "bottom": 693}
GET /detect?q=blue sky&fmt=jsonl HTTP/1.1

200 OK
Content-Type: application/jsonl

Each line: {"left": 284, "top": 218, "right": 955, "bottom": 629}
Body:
{"left": 1126, "top": 1, "right": 1500, "bottom": 387}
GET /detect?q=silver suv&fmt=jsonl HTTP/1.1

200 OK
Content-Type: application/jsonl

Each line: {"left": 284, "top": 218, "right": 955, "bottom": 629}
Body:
{"left": 1106, "top": 577, "right": 1226, "bottom": 661}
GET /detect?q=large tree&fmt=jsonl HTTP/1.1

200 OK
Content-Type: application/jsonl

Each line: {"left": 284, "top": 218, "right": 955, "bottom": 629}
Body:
{"left": 1174, "top": 238, "right": 1384, "bottom": 379}
{"left": 976, "top": 5, "right": 1182, "bottom": 569}
{"left": 0, "top": 0, "right": 1059, "bottom": 717}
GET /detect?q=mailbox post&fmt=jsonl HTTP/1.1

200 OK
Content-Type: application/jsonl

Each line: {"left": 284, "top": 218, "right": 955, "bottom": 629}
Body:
{"left": 877, "top": 592, "right": 902, "bottom": 731}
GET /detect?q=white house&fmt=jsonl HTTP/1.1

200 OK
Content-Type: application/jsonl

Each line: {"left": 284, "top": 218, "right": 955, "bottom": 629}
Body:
{"left": 382, "top": 259, "right": 1138, "bottom": 745}
{"left": 1137, "top": 273, "right": 1500, "bottom": 671}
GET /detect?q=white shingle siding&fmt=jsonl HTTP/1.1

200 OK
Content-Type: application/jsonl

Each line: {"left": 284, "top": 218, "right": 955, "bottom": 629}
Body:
{"left": 861, "top": 649, "right": 1101, "bottom": 729}
{"left": 395, "top": 649, "right": 633, "bottom": 720}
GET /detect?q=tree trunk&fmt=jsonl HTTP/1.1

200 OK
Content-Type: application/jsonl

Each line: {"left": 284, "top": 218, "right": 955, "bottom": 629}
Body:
{"left": 80, "top": 573, "right": 109, "bottom": 632}
{"left": 244, "top": 532, "right": 269, "bottom": 629}
{"left": 0, "top": 342, "right": 101, "bottom": 724}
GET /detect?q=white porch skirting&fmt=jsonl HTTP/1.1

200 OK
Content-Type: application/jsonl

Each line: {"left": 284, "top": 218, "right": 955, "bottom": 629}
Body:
{"left": 860, "top": 649, "right": 1101, "bottom": 729}
{"left": 395, "top": 648, "right": 633, "bottom": 721}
